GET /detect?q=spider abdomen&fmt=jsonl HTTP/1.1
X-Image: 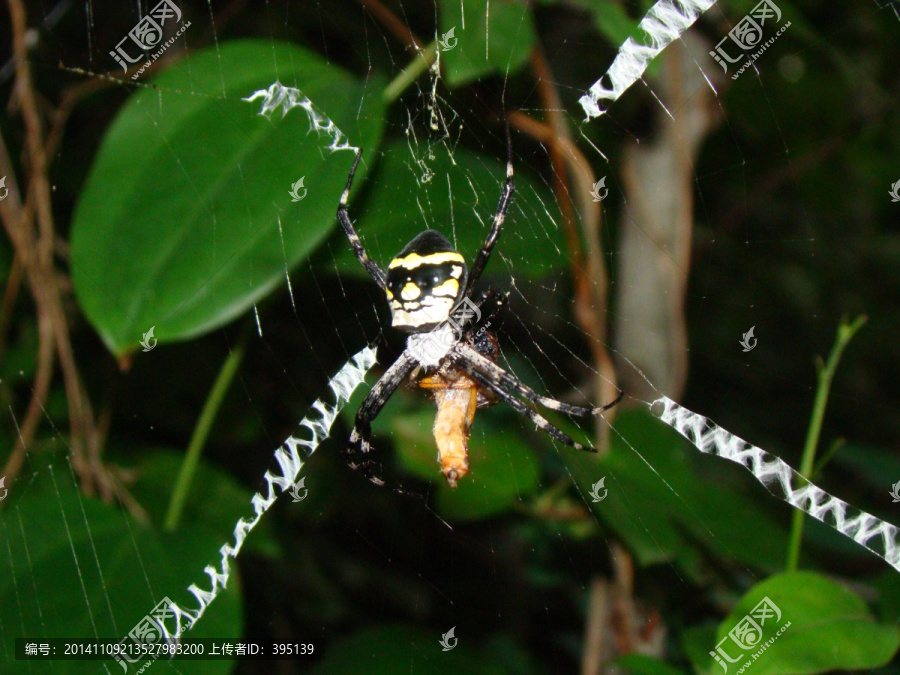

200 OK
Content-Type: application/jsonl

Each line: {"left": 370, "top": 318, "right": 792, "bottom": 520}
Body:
{"left": 386, "top": 230, "right": 467, "bottom": 332}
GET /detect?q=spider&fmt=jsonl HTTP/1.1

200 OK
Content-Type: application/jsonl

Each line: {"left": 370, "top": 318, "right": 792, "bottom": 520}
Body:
{"left": 336, "top": 134, "right": 622, "bottom": 489}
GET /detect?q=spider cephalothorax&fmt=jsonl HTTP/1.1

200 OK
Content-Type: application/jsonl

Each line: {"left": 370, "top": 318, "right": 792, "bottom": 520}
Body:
{"left": 335, "top": 135, "right": 622, "bottom": 490}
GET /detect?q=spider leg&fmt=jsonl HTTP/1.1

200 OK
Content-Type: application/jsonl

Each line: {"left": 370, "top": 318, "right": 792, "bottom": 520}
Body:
{"left": 337, "top": 149, "right": 388, "bottom": 290}
{"left": 462, "top": 365, "right": 597, "bottom": 453}
{"left": 464, "top": 124, "right": 514, "bottom": 296}
{"left": 472, "top": 287, "right": 508, "bottom": 325}
{"left": 452, "top": 343, "right": 623, "bottom": 417}
{"left": 346, "top": 350, "right": 417, "bottom": 489}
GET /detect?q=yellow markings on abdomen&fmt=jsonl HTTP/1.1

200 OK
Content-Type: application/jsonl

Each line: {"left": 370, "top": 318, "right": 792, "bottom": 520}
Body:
{"left": 401, "top": 282, "right": 422, "bottom": 300}
{"left": 389, "top": 251, "right": 466, "bottom": 270}
{"left": 430, "top": 279, "right": 460, "bottom": 297}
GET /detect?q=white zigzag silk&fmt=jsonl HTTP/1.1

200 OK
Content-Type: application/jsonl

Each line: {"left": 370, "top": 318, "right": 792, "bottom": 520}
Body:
{"left": 154, "top": 347, "right": 377, "bottom": 642}
{"left": 652, "top": 396, "right": 900, "bottom": 573}
{"left": 243, "top": 81, "right": 359, "bottom": 153}
{"left": 579, "top": 0, "right": 718, "bottom": 120}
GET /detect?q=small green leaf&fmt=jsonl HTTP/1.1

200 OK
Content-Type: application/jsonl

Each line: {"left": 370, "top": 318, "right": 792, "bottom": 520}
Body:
{"left": 706, "top": 572, "right": 899, "bottom": 675}
{"left": 682, "top": 623, "right": 719, "bottom": 673}
{"left": 566, "top": 0, "right": 641, "bottom": 48}
{"left": 613, "top": 653, "right": 687, "bottom": 675}
{"left": 438, "top": 0, "right": 537, "bottom": 87}
{"left": 72, "top": 40, "right": 386, "bottom": 356}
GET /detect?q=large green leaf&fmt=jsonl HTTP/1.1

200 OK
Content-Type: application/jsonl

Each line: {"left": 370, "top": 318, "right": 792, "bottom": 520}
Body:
{"left": 562, "top": 409, "right": 791, "bottom": 579}
{"left": 72, "top": 39, "right": 386, "bottom": 356}
{"left": 701, "top": 572, "right": 899, "bottom": 675}
{"left": 326, "top": 140, "right": 564, "bottom": 279}
{"left": 438, "top": 0, "right": 537, "bottom": 87}
{"left": 0, "top": 460, "right": 242, "bottom": 674}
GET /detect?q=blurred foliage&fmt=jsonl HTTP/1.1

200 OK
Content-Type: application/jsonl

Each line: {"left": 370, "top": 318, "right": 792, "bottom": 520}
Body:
{"left": 438, "top": 0, "right": 537, "bottom": 87}
{"left": 1, "top": 0, "right": 899, "bottom": 674}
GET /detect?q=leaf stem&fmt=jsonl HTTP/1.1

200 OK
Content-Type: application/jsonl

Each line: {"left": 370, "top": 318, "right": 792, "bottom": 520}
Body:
{"left": 164, "top": 333, "right": 248, "bottom": 532}
{"left": 383, "top": 41, "right": 437, "bottom": 104}
{"left": 785, "top": 315, "right": 867, "bottom": 571}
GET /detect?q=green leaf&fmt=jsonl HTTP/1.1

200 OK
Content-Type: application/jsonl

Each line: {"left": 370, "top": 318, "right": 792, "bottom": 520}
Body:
{"left": 681, "top": 623, "right": 719, "bottom": 673}
{"left": 704, "top": 572, "right": 899, "bottom": 675}
{"left": 71, "top": 39, "right": 386, "bottom": 356}
{"left": 613, "top": 653, "right": 687, "bottom": 675}
{"left": 874, "top": 568, "right": 900, "bottom": 623}
{"left": 326, "top": 140, "right": 563, "bottom": 279}
{"left": 438, "top": 0, "right": 537, "bottom": 87}
{"left": 563, "top": 409, "right": 790, "bottom": 579}
{"left": 565, "top": 0, "right": 641, "bottom": 48}
{"left": 0, "top": 461, "right": 242, "bottom": 674}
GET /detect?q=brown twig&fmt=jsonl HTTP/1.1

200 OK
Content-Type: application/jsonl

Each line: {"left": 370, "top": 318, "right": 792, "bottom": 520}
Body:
{"left": 3, "top": 0, "right": 99, "bottom": 495}
{"left": 581, "top": 577, "right": 610, "bottom": 675}
{"left": 357, "top": 0, "right": 424, "bottom": 52}
{"left": 528, "top": 48, "right": 618, "bottom": 450}
{"left": 44, "top": 78, "right": 110, "bottom": 161}
{"left": 0, "top": 129, "right": 58, "bottom": 488}
{"left": 580, "top": 543, "right": 646, "bottom": 673}
{"left": 0, "top": 253, "right": 24, "bottom": 356}
{"left": 508, "top": 109, "right": 618, "bottom": 451}
{"left": 609, "top": 541, "right": 636, "bottom": 655}
{"left": 529, "top": 50, "right": 587, "bottom": 291}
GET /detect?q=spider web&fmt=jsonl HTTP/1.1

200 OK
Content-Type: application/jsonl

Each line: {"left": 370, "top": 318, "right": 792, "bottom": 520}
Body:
{"left": 2, "top": 0, "right": 899, "bottom": 673}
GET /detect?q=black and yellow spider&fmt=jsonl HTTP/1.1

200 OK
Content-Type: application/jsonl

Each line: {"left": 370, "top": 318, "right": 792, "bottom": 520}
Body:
{"left": 336, "top": 136, "right": 622, "bottom": 489}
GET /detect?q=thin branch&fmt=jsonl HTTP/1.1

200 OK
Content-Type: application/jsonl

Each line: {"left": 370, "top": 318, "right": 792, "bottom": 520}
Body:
{"left": 529, "top": 47, "right": 618, "bottom": 450}
{"left": 4, "top": 0, "right": 97, "bottom": 493}
{"left": 581, "top": 578, "right": 609, "bottom": 675}
{"left": 165, "top": 333, "right": 248, "bottom": 531}
{"left": 357, "top": 0, "right": 424, "bottom": 52}
{"left": 0, "top": 252, "right": 24, "bottom": 356}
{"left": 0, "top": 129, "right": 57, "bottom": 488}
{"left": 508, "top": 109, "right": 618, "bottom": 451}
{"left": 786, "top": 315, "right": 867, "bottom": 571}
